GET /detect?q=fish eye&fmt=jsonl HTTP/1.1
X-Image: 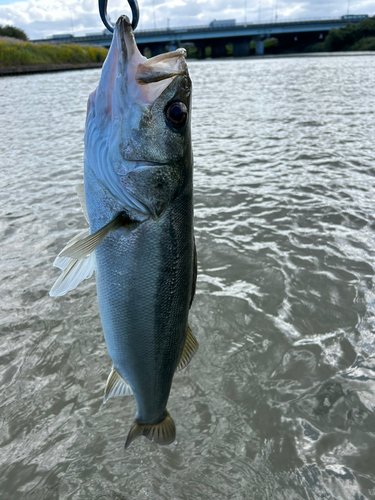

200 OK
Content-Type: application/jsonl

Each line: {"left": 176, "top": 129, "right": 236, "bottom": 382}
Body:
{"left": 165, "top": 101, "right": 188, "bottom": 130}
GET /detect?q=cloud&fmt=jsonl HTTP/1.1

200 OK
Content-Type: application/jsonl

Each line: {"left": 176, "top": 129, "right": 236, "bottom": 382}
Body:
{"left": 0, "top": 0, "right": 373, "bottom": 39}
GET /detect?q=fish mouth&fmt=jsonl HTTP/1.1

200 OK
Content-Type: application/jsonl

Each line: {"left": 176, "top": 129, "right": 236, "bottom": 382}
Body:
{"left": 135, "top": 49, "right": 187, "bottom": 85}
{"left": 114, "top": 15, "right": 187, "bottom": 104}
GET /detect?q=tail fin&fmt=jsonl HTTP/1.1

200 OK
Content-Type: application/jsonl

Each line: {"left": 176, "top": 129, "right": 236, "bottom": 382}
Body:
{"left": 124, "top": 411, "right": 176, "bottom": 449}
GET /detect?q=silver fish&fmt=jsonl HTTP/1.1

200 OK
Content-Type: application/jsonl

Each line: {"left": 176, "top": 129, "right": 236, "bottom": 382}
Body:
{"left": 50, "top": 15, "right": 197, "bottom": 449}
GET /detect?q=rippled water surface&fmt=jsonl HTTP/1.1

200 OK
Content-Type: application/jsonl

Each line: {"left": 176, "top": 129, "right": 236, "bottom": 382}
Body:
{"left": 1, "top": 55, "right": 375, "bottom": 499}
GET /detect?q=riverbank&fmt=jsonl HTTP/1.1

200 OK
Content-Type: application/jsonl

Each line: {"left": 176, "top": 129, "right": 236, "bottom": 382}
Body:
{"left": 252, "top": 50, "right": 375, "bottom": 60}
{"left": 0, "top": 62, "right": 103, "bottom": 76}
{"left": 1, "top": 40, "right": 375, "bottom": 77}
{"left": 0, "top": 38, "right": 107, "bottom": 76}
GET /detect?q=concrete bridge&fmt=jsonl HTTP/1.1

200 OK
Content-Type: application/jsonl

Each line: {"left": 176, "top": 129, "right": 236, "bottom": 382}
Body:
{"left": 33, "top": 16, "right": 368, "bottom": 57}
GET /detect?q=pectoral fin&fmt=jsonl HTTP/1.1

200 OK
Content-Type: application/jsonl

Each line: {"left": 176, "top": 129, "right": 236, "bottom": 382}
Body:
{"left": 176, "top": 326, "right": 199, "bottom": 372}
{"left": 103, "top": 367, "right": 133, "bottom": 403}
{"left": 50, "top": 229, "right": 97, "bottom": 297}
{"left": 59, "top": 212, "right": 133, "bottom": 260}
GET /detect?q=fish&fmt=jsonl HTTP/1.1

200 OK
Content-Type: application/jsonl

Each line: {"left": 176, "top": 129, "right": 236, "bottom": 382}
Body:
{"left": 50, "top": 15, "right": 198, "bottom": 449}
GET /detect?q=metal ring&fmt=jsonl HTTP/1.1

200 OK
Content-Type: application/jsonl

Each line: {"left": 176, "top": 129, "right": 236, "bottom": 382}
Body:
{"left": 98, "top": 0, "right": 139, "bottom": 32}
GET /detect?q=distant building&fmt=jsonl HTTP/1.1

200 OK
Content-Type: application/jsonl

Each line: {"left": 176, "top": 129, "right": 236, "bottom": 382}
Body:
{"left": 209, "top": 19, "right": 236, "bottom": 28}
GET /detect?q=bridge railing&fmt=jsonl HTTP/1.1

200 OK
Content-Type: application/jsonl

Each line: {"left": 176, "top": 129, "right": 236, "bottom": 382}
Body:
{"left": 126, "top": 16, "right": 362, "bottom": 34}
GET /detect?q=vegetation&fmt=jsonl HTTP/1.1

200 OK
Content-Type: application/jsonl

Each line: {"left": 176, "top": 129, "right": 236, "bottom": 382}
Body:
{"left": 306, "top": 15, "right": 375, "bottom": 52}
{"left": 0, "top": 41, "right": 108, "bottom": 68}
{"left": 183, "top": 37, "right": 278, "bottom": 58}
{"left": 350, "top": 36, "right": 375, "bottom": 51}
{"left": 0, "top": 24, "right": 28, "bottom": 41}
{"left": 324, "top": 15, "right": 375, "bottom": 51}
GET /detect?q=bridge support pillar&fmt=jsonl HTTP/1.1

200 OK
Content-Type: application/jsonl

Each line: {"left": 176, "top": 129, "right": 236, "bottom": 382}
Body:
{"left": 255, "top": 39, "right": 264, "bottom": 55}
{"left": 233, "top": 40, "right": 250, "bottom": 57}
{"left": 212, "top": 43, "right": 226, "bottom": 58}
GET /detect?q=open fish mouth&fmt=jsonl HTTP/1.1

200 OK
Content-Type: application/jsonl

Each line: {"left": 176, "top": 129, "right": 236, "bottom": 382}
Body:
{"left": 114, "top": 15, "right": 187, "bottom": 104}
{"left": 135, "top": 50, "right": 187, "bottom": 85}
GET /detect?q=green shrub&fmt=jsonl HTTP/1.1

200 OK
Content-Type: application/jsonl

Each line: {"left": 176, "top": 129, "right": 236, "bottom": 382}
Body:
{"left": 304, "top": 42, "right": 325, "bottom": 53}
{"left": 0, "top": 41, "right": 108, "bottom": 67}
{"left": 323, "top": 16, "right": 375, "bottom": 51}
{"left": 0, "top": 24, "right": 28, "bottom": 41}
{"left": 225, "top": 43, "right": 233, "bottom": 56}
{"left": 185, "top": 46, "right": 199, "bottom": 58}
{"left": 264, "top": 38, "right": 278, "bottom": 49}
{"left": 350, "top": 36, "right": 375, "bottom": 51}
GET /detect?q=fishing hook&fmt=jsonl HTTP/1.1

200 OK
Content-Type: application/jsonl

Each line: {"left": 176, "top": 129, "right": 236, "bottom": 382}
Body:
{"left": 98, "top": 0, "right": 139, "bottom": 32}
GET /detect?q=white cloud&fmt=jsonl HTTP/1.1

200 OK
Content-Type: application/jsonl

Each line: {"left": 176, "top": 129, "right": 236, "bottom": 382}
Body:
{"left": 0, "top": 0, "right": 373, "bottom": 39}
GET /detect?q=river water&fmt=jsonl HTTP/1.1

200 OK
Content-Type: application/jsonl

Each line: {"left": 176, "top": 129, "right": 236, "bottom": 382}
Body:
{"left": 0, "top": 54, "right": 375, "bottom": 499}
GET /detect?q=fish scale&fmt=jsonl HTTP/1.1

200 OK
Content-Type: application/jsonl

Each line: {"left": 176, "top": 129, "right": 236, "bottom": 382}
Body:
{"left": 94, "top": 203, "right": 193, "bottom": 422}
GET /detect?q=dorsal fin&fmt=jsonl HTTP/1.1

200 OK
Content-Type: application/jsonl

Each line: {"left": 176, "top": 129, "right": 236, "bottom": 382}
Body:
{"left": 176, "top": 326, "right": 199, "bottom": 372}
{"left": 103, "top": 367, "right": 133, "bottom": 403}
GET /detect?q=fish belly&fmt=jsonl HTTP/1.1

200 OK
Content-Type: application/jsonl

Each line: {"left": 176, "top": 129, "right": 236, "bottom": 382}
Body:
{"left": 86, "top": 171, "right": 193, "bottom": 425}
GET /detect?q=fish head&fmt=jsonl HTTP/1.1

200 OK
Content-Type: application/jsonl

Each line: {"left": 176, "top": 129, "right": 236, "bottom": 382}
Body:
{"left": 85, "top": 15, "right": 192, "bottom": 216}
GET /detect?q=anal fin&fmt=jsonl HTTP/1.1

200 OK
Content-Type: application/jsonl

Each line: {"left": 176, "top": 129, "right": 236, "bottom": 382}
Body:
{"left": 104, "top": 367, "right": 133, "bottom": 403}
{"left": 176, "top": 326, "right": 199, "bottom": 372}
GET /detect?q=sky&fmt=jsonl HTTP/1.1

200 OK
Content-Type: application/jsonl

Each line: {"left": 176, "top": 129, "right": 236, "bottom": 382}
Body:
{"left": 0, "top": 0, "right": 374, "bottom": 40}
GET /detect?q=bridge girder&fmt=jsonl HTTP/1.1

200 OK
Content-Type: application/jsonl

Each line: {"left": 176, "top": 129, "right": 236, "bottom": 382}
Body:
{"left": 32, "top": 18, "right": 365, "bottom": 57}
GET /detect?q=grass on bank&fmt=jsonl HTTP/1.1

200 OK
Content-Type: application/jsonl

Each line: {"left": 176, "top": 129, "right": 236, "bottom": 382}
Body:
{"left": 0, "top": 40, "right": 108, "bottom": 68}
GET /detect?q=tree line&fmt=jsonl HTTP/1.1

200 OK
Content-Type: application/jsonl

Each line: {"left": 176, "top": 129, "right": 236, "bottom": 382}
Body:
{"left": 0, "top": 25, "right": 28, "bottom": 41}
{"left": 313, "top": 15, "right": 375, "bottom": 52}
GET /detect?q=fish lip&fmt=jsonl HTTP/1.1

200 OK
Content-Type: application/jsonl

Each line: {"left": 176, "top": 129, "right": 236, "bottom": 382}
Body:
{"left": 116, "top": 15, "right": 133, "bottom": 38}
{"left": 115, "top": 15, "right": 137, "bottom": 63}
